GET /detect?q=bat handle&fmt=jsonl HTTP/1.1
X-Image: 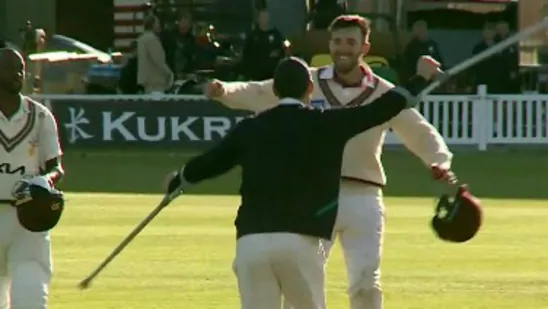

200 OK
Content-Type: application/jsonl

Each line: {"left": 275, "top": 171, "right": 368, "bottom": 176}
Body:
{"left": 76, "top": 192, "right": 181, "bottom": 290}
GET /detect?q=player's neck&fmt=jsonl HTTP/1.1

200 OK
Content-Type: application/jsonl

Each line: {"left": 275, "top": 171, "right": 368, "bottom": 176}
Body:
{"left": 334, "top": 67, "right": 364, "bottom": 87}
{"left": 0, "top": 92, "right": 21, "bottom": 119}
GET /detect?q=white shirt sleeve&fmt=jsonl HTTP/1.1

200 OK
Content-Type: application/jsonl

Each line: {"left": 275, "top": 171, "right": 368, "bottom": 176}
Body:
{"left": 39, "top": 108, "right": 63, "bottom": 164}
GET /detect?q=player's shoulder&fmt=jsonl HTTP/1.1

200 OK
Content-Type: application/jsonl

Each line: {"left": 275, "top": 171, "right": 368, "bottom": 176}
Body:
{"left": 372, "top": 74, "right": 395, "bottom": 93}
{"left": 236, "top": 114, "right": 257, "bottom": 128}
{"left": 309, "top": 66, "right": 322, "bottom": 74}
{"left": 24, "top": 96, "right": 56, "bottom": 120}
{"left": 310, "top": 65, "right": 328, "bottom": 79}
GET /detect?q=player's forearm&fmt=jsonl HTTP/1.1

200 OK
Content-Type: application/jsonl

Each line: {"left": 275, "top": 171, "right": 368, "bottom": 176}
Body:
{"left": 349, "top": 88, "right": 412, "bottom": 131}
{"left": 410, "top": 131, "right": 453, "bottom": 169}
{"left": 181, "top": 151, "right": 238, "bottom": 185}
{"left": 403, "top": 75, "right": 430, "bottom": 96}
{"left": 41, "top": 157, "right": 65, "bottom": 185}
{"left": 421, "top": 133, "right": 453, "bottom": 169}
{"left": 338, "top": 75, "right": 428, "bottom": 138}
{"left": 392, "top": 111, "right": 453, "bottom": 169}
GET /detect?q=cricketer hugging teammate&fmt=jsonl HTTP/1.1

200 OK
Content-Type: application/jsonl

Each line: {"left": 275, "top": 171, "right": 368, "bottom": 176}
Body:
{"left": 204, "top": 15, "right": 455, "bottom": 309}
{"left": 0, "top": 13, "right": 486, "bottom": 309}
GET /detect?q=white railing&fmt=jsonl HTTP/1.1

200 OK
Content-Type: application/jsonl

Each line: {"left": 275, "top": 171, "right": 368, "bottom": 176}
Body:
{"left": 384, "top": 85, "right": 548, "bottom": 150}
{"left": 33, "top": 85, "right": 548, "bottom": 150}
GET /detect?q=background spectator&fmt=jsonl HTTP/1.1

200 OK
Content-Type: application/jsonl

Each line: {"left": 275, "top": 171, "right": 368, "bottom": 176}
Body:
{"left": 137, "top": 15, "right": 173, "bottom": 93}
{"left": 472, "top": 23, "right": 501, "bottom": 93}
{"left": 241, "top": 9, "right": 286, "bottom": 81}
{"left": 404, "top": 20, "right": 444, "bottom": 78}
{"left": 309, "top": 0, "right": 347, "bottom": 30}
{"left": 161, "top": 10, "right": 196, "bottom": 78}
{"left": 496, "top": 20, "right": 520, "bottom": 93}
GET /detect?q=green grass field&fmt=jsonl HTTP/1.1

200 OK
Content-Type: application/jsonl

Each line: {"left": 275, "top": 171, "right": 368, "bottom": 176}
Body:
{"left": 47, "top": 149, "right": 548, "bottom": 308}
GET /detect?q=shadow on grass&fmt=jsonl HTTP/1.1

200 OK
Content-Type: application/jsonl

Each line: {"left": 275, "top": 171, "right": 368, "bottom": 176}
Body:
{"left": 60, "top": 147, "right": 548, "bottom": 199}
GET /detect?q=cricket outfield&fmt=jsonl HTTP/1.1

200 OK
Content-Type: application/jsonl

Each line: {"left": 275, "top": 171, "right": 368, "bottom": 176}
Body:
{"left": 48, "top": 149, "right": 548, "bottom": 308}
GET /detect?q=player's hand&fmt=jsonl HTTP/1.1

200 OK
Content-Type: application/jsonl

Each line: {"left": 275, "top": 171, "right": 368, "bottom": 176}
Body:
{"left": 431, "top": 164, "right": 457, "bottom": 185}
{"left": 22, "top": 175, "right": 54, "bottom": 189}
{"left": 204, "top": 80, "right": 225, "bottom": 98}
{"left": 12, "top": 175, "right": 54, "bottom": 201}
{"left": 163, "top": 170, "right": 182, "bottom": 196}
{"left": 416, "top": 56, "right": 442, "bottom": 81}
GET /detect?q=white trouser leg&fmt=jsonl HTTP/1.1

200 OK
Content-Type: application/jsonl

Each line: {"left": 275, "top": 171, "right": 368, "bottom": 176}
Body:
{"left": 0, "top": 277, "right": 9, "bottom": 309}
{"left": 8, "top": 225, "right": 52, "bottom": 309}
{"left": 0, "top": 206, "right": 17, "bottom": 309}
{"left": 337, "top": 186, "right": 385, "bottom": 309}
{"left": 274, "top": 233, "right": 327, "bottom": 309}
{"left": 234, "top": 234, "right": 282, "bottom": 309}
{"left": 284, "top": 185, "right": 384, "bottom": 309}
{"left": 235, "top": 233, "right": 328, "bottom": 309}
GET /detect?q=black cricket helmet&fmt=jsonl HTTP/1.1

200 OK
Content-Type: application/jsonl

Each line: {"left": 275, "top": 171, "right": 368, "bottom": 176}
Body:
{"left": 431, "top": 185, "right": 482, "bottom": 243}
{"left": 11, "top": 177, "right": 65, "bottom": 232}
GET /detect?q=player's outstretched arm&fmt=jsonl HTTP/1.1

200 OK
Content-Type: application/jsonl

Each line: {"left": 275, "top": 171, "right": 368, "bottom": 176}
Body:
{"left": 205, "top": 79, "right": 278, "bottom": 112}
{"left": 388, "top": 55, "right": 454, "bottom": 180}
{"left": 318, "top": 75, "right": 428, "bottom": 140}
{"left": 165, "top": 118, "right": 249, "bottom": 193}
{"left": 389, "top": 109, "right": 453, "bottom": 170}
{"left": 317, "top": 55, "right": 441, "bottom": 141}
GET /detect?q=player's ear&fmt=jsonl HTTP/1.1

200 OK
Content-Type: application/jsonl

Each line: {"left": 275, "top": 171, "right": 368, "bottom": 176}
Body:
{"left": 361, "top": 40, "right": 370, "bottom": 55}
{"left": 272, "top": 84, "right": 279, "bottom": 98}
{"left": 302, "top": 79, "right": 314, "bottom": 104}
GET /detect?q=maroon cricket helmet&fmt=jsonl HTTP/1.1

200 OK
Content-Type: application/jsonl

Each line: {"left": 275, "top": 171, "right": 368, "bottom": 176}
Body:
{"left": 431, "top": 185, "right": 483, "bottom": 243}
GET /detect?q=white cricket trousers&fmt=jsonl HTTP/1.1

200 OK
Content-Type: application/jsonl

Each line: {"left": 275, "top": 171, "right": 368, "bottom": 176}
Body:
{"left": 0, "top": 205, "right": 52, "bottom": 309}
{"left": 284, "top": 182, "right": 385, "bottom": 309}
{"left": 234, "top": 233, "right": 328, "bottom": 309}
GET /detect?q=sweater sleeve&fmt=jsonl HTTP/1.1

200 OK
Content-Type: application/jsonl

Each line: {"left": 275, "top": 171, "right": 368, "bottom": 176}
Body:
{"left": 317, "top": 76, "right": 428, "bottom": 141}
{"left": 216, "top": 80, "right": 278, "bottom": 112}
{"left": 182, "top": 119, "right": 249, "bottom": 183}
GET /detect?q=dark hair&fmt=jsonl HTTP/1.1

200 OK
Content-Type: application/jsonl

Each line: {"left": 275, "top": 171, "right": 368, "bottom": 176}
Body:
{"left": 143, "top": 15, "right": 158, "bottom": 30}
{"left": 413, "top": 20, "right": 427, "bottom": 28}
{"left": 328, "top": 15, "right": 371, "bottom": 41}
{"left": 273, "top": 57, "right": 310, "bottom": 99}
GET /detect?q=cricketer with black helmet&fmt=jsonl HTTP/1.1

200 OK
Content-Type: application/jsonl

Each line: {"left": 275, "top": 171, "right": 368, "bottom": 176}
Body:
{"left": 0, "top": 47, "right": 65, "bottom": 309}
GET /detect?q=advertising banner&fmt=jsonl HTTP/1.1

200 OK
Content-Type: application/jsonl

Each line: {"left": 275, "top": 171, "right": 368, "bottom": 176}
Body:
{"left": 50, "top": 98, "right": 251, "bottom": 149}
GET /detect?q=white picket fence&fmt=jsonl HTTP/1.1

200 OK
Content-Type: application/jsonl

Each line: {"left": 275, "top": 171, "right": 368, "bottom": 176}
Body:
{"left": 33, "top": 85, "right": 548, "bottom": 151}
{"left": 384, "top": 85, "right": 548, "bottom": 150}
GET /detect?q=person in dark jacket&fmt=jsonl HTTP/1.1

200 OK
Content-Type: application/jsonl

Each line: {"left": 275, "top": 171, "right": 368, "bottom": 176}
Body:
{"left": 163, "top": 56, "right": 440, "bottom": 309}
{"left": 495, "top": 20, "right": 520, "bottom": 93}
{"left": 472, "top": 23, "right": 503, "bottom": 93}
{"left": 241, "top": 9, "right": 286, "bottom": 81}
{"left": 161, "top": 10, "right": 196, "bottom": 77}
{"left": 404, "top": 20, "right": 444, "bottom": 78}
{"left": 310, "top": 0, "right": 347, "bottom": 29}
